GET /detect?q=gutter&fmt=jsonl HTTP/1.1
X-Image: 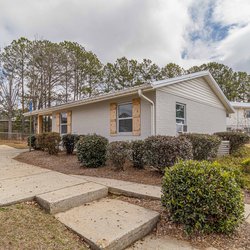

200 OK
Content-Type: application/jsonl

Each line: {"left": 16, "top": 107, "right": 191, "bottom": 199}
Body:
{"left": 24, "top": 84, "right": 152, "bottom": 117}
{"left": 138, "top": 89, "right": 155, "bottom": 135}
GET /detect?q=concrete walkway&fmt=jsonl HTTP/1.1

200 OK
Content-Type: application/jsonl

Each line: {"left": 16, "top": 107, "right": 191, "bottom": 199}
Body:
{"left": 0, "top": 145, "right": 87, "bottom": 205}
{"left": 1, "top": 145, "right": 249, "bottom": 250}
{"left": 71, "top": 175, "right": 162, "bottom": 200}
{"left": 0, "top": 145, "right": 160, "bottom": 249}
{"left": 71, "top": 174, "right": 250, "bottom": 221}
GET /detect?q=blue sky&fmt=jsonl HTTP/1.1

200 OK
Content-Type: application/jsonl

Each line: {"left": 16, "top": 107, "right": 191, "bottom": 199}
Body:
{"left": 0, "top": 0, "right": 250, "bottom": 73}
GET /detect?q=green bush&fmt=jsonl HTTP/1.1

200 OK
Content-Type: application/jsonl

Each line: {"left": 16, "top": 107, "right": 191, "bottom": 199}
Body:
{"left": 62, "top": 134, "right": 79, "bottom": 154}
{"left": 44, "top": 132, "right": 61, "bottom": 155}
{"left": 214, "top": 132, "right": 250, "bottom": 153}
{"left": 231, "top": 146, "right": 250, "bottom": 158}
{"left": 241, "top": 158, "right": 250, "bottom": 174}
{"left": 107, "top": 141, "right": 131, "bottom": 170}
{"left": 162, "top": 160, "right": 244, "bottom": 234}
{"left": 36, "top": 132, "right": 48, "bottom": 151}
{"left": 131, "top": 140, "right": 145, "bottom": 169}
{"left": 27, "top": 135, "right": 37, "bottom": 149}
{"left": 144, "top": 136, "right": 193, "bottom": 172}
{"left": 182, "top": 133, "right": 221, "bottom": 160}
{"left": 76, "top": 134, "right": 108, "bottom": 167}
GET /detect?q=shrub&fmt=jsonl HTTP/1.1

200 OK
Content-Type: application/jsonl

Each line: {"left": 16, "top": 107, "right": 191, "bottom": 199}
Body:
{"left": 76, "top": 134, "right": 108, "bottom": 167}
{"left": 162, "top": 160, "right": 244, "bottom": 234}
{"left": 231, "top": 146, "right": 250, "bottom": 158}
{"left": 131, "top": 140, "right": 145, "bottom": 169}
{"left": 241, "top": 158, "right": 250, "bottom": 174}
{"left": 182, "top": 133, "right": 221, "bottom": 160}
{"left": 27, "top": 135, "right": 37, "bottom": 149}
{"left": 62, "top": 134, "right": 79, "bottom": 154}
{"left": 36, "top": 132, "right": 48, "bottom": 151}
{"left": 44, "top": 132, "right": 61, "bottom": 155}
{"left": 214, "top": 132, "right": 250, "bottom": 153}
{"left": 144, "top": 136, "right": 193, "bottom": 172}
{"left": 107, "top": 141, "right": 131, "bottom": 170}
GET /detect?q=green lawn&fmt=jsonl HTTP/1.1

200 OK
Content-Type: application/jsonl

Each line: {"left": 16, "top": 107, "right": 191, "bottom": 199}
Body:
{"left": 0, "top": 202, "right": 88, "bottom": 249}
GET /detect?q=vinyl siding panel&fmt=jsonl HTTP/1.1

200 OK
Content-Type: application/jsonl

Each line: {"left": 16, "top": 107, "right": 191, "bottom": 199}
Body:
{"left": 159, "top": 78, "right": 225, "bottom": 110}
{"left": 226, "top": 107, "right": 250, "bottom": 130}
{"left": 155, "top": 77, "right": 227, "bottom": 136}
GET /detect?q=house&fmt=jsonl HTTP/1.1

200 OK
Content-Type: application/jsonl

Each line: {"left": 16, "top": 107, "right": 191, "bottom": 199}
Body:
{"left": 227, "top": 102, "right": 250, "bottom": 134}
{"left": 24, "top": 71, "right": 234, "bottom": 141}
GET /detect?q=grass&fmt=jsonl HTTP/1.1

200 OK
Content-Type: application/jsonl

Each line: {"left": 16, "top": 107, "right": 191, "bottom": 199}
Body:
{"left": 0, "top": 140, "right": 28, "bottom": 149}
{"left": 216, "top": 146, "right": 250, "bottom": 191}
{"left": 0, "top": 202, "right": 88, "bottom": 249}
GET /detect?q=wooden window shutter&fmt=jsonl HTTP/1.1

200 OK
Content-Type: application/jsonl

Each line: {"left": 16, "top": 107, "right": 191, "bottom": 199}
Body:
{"left": 55, "top": 113, "right": 60, "bottom": 133}
{"left": 110, "top": 103, "right": 117, "bottom": 135}
{"left": 37, "top": 115, "right": 43, "bottom": 134}
{"left": 132, "top": 98, "right": 141, "bottom": 136}
{"left": 67, "top": 111, "right": 72, "bottom": 134}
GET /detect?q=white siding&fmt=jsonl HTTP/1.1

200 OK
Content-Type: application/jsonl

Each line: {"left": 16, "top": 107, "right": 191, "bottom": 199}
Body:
{"left": 52, "top": 92, "right": 155, "bottom": 141}
{"left": 159, "top": 78, "right": 225, "bottom": 110}
{"left": 227, "top": 108, "right": 250, "bottom": 130}
{"left": 155, "top": 77, "right": 227, "bottom": 136}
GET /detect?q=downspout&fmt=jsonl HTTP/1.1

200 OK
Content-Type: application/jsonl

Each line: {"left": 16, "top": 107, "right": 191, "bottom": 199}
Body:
{"left": 138, "top": 89, "right": 155, "bottom": 135}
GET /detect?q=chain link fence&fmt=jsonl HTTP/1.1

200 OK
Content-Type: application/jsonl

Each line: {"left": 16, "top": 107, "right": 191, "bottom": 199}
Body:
{"left": 0, "top": 132, "right": 30, "bottom": 142}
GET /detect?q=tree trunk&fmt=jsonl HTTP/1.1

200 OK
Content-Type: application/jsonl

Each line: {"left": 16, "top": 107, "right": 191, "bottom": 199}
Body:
{"left": 8, "top": 117, "right": 12, "bottom": 140}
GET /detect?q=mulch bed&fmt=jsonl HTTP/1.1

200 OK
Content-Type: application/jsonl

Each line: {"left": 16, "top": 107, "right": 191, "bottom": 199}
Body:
{"left": 15, "top": 150, "right": 250, "bottom": 204}
{"left": 14, "top": 150, "right": 162, "bottom": 186}
{"left": 114, "top": 195, "right": 250, "bottom": 250}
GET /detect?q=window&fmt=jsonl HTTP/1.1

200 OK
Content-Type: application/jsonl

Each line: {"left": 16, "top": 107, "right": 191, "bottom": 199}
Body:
{"left": 176, "top": 103, "right": 186, "bottom": 124}
{"left": 246, "top": 110, "right": 250, "bottom": 118}
{"left": 42, "top": 115, "right": 52, "bottom": 132}
{"left": 60, "top": 112, "right": 67, "bottom": 134}
{"left": 118, "top": 103, "right": 132, "bottom": 133}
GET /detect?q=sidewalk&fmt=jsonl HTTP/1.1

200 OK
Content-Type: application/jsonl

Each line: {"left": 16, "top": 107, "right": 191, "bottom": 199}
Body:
{"left": 71, "top": 175, "right": 162, "bottom": 200}
{"left": 71, "top": 174, "right": 250, "bottom": 222}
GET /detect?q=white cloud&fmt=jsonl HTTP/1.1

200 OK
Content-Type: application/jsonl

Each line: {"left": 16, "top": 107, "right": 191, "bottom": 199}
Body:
{"left": 0, "top": 0, "right": 194, "bottom": 65}
{"left": 213, "top": 0, "right": 250, "bottom": 25}
{"left": 181, "top": 0, "right": 250, "bottom": 72}
{"left": 0, "top": 0, "right": 250, "bottom": 72}
{"left": 216, "top": 24, "right": 250, "bottom": 72}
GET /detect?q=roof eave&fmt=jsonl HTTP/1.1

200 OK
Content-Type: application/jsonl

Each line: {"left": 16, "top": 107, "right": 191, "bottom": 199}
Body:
{"left": 204, "top": 73, "right": 235, "bottom": 113}
{"left": 151, "top": 71, "right": 235, "bottom": 114}
{"left": 23, "top": 84, "right": 153, "bottom": 117}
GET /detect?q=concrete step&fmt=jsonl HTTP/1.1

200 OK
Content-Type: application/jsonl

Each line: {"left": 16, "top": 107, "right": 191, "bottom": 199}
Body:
{"left": 36, "top": 182, "right": 108, "bottom": 214}
{"left": 56, "top": 198, "right": 160, "bottom": 250}
{"left": 71, "top": 175, "right": 161, "bottom": 200}
{"left": 245, "top": 204, "right": 250, "bottom": 224}
{"left": 0, "top": 171, "right": 87, "bottom": 206}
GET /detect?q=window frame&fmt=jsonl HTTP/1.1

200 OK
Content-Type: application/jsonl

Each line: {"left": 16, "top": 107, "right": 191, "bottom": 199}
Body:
{"left": 176, "top": 102, "right": 186, "bottom": 125}
{"left": 60, "top": 112, "right": 68, "bottom": 135}
{"left": 117, "top": 102, "right": 133, "bottom": 134}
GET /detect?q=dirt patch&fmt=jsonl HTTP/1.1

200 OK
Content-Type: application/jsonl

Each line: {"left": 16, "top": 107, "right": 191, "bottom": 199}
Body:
{"left": 114, "top": 195, "right": 250, "bottom": 250}
{"left": 0, "top": 201, "right": 88, "bottom": 250}
{"left": 14, "top": 150, "right": 162, "bottom": 186}
{"left": 0, "top": 140, "right": 28, "bottom": 149}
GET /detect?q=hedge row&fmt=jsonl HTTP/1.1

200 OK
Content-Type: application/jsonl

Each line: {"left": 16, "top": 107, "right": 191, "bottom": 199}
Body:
{"left": 28, "top": 132, "right": 61, "bottom": 155}
{"left": 28, "top": 131, "right": 249, "bottom": 168}
{"left": 181, "top": 133, "right": 221, "bottom": 160}
{"left": 214, "top": 131, "right": 250, "bottom": 153}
